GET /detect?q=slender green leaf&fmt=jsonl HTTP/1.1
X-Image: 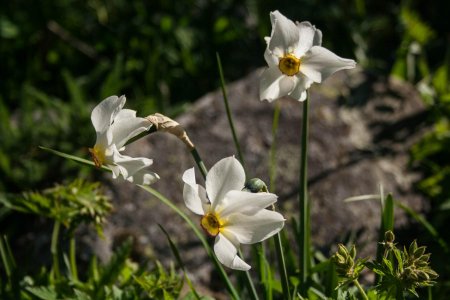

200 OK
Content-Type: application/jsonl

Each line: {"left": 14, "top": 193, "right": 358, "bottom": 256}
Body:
{"left": 158, "top": 224, "right": 201, "bottom": 300}
{"left": 39, "top": 146, "right": 110, "bottom": 172}
{"left": 396, "top": 201, "right": 449, "bottom": 253}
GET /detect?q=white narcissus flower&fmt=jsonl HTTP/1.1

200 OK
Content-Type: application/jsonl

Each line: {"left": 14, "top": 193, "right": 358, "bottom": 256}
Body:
{"left": 182, "top": 156, "right": 285, "bottom": 271}
{"left": 89, "top": 95, "right": 159, "bottom": 185}
{"left": 260, "top": 10, "right": 356, "bottom": 102}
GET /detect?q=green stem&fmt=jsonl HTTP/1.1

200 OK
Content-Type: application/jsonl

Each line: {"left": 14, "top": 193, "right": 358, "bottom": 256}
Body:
{"left": 269, "top": 102, "right": 291, "bottom": 300}
{"left": 353, "top": 279, "right": 369, "bottom": 300}
{"left": 189, "top": 148, "right": 259, "bottom": 300}
{"left": 273, "top": 233, "right": 291, "bottom": 300}
{"left": 190, "top": 148, "right": 208, "bottom": 179}
{"left": 124, "top": 125, "right": 157, "bottom": 146}
{"left": 269, "top": 102, "right": 281, "bottom": 192}
{"left": 239, "top": 249, "right": 259, "bottom": 300}
{"left": 70, "top": 236, "right": 78, "bottom": 281}
{"left": 216, "top": 52, "right": 246, "bottom": 173}
{"left": 51, "top": 221, "right": 61, "bottom": 280}
{"left": 298, "top": 96, "right": 310, "bottom": 294}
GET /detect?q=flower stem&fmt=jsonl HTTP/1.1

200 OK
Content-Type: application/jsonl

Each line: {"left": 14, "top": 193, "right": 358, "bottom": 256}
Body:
{"left": 190, "top": 148, "right": 208, "bottom": 179}
{"left": 269, "top": 102, "right": 281, "bottom": 193}
{"left": 298, "top": 95, "right": 310, "bottom": 294}
{"left": 269, "top": 102, "right": 291, "bottom": 300}
{"left": 69, "top": 235, "right": 78, "bottom": 281}
{"left": 216, "top": 52, "right": 246, "bottom": 173}
{"left": 51, "top": 221, "right": 61, "bottom": 280}
{"left": 239, "top": 249, "right": 259, "bottom": 300}
{"left": 353, "top": 279, "right": 369, "bottom": 300}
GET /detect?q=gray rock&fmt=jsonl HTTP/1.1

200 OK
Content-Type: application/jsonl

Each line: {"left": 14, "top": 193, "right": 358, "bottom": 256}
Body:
{"left": 95, "top": 68, "right": 427, "bottom": 290}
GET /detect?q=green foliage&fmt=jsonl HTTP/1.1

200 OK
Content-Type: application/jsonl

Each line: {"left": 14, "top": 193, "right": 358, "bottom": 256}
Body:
{"left": 331, "top": 244, "right": 367, "bottom": 289}
{"left": 367, "top": 239, "right": 438, "bottom": 298}
{"left": 0, "top": 235, "right": 185, "bottom": 300}
{"left": 134, "top": 262, "right": 182, "bottom": 299}
{"left": 0, "top": 179, "right": 112, "bottom": 234}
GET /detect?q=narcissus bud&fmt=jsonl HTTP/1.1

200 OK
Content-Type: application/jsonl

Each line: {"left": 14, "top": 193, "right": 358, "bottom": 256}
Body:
{"left": 244, "top": 178, "right": 268, "bottom": 193}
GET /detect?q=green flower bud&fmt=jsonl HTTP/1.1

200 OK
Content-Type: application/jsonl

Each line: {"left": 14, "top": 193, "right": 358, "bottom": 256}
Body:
{"left": 337, "top": 244, "right": 349, "bottom": 257}
{"left": 385, "top": 230, "right": 395, "bottom": 244}
{"left": 416, "top": 270, "right": 429, "bottom": 281}
{"left": 244, "top": 178, "right": 268, "bottom": 193}
{"left": 349, "top": 245, "right": 357, "bottom": 259}
{"left": 409, "top": 240, "right": 418, "bottom": 256}
{"left": 426, "top": 269, "right": 439, "bottom": 280}
{"left": 404, "top": 267, "right": 418, "bottom": 281}
{"left": 419, "top": 253, "right": 431, "bottom": 263}
{"left": 414, "top": 246, "right": 426, "bottom": 259}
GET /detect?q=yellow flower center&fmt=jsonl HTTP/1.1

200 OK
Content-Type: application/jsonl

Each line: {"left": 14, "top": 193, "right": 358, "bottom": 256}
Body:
{"left": 89, "top": 145, "right": 105, "bottom": 168}
{"left": 279, "top": 54, "right": 301, "bottom": 76}
{"left": 201, "top": 213, "right": 222, "bottom": 236}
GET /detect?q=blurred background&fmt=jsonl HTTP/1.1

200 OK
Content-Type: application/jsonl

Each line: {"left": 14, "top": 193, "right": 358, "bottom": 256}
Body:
{"left": 0, "top": 0, "right": 449, "bottom": 296}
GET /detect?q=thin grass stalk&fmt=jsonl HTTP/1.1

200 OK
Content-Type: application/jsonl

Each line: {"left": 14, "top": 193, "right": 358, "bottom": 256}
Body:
{"left": 269, "top": 102, "right": 291, "bottom": 300}
{"left": 0, "top": 237, "right": 12, "bottom": 281}
{"left": 353, "top": 279, "right": 369, "bottom": 300}
{"left": 190, "top": 148, "right": 259, "bottom": 300}
{"left": 51, "top": 221, "right": 61, "bottom": 280}
{"left": 140, "top": 185, "right": 240, "bottom": 300}
{"left": 298, "top": 96, "right": 310, "bottom": 294}
{"left": 239, "top": 249, "right": 260, "bottom": 300}
{"left": 269, "top": 102, "right": 281, "bottom": 193}
{"left": 257, "top": 243, "right": 272, "bottom": 300}
{"left": 69, "top": 236, "right": 78, "bottom": 281}
{"left": 158, "top": 225, "right": 201, "bottom": 300}
{"left": 216, "top": 52, "right": 246, "bottom": 173}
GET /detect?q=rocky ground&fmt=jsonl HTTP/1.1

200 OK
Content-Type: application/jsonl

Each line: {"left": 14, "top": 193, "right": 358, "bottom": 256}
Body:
{"left": 84, "top": 67, "right": 429, "bottom": 295}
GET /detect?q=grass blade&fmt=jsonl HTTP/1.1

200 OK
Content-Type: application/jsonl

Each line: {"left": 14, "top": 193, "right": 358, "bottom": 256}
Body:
{"left": 158, "top": 224, "right": 201, "bottom": 300}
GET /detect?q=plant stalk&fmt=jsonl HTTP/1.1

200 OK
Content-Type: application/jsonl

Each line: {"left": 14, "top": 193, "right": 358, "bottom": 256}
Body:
{"left": 298, "top": 96, "right": 310, "bottom": 294}
{"left": 51, "top": 221, "right": 61, "bottom": 280}
{"left": 70, "top": 236, "right": 78, "bottom": 281}
{"left": 269, "top": 102, "right": 291, "bottom": 300}
{"left": 216, "top": 52, "right": 246, "bottom": 173}
{"left": 353, "top": 279, "right": 369, "bottom": 300}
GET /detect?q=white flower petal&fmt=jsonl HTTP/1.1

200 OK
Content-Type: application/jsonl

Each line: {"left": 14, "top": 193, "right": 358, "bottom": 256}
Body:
{"left": 300, "top": 46, "right": 356, "bottom": 83}
{"left": 218, "top": 191, "right": 278, "bottom": 217}
{"left": 264, "top": 47, "right": 279, "bottom": 68}
{"left": 182, "top": 168, "right": 209, "bottom": 215}
{"left": 223, "top": 210, "right": 285, "bottom": 244}
{"left": 128, "top": 169, "right": 160, "bottom": 185}
{"left": 288, "top": 75, "right": 313, "bottom": 101}
{"left": 268, "top": 11, "right": 299, "bottom": 55}
{"left": 112, "top": 152, "right": 153, "bottom": 179}
{"left": 206, "top": 157, "right": 245, "bottom": 210}
{"left": 294, "top": 21, "right": 320, "bottom": 57}
{"left": 214, "top": 233, "right": 250, "bottom": 271}
{"left": 259, "top": 67, "right": 296, "bottom": 102}
{"left": 312, "top": 28, "right": 322, "bottom": 47}
{"left": 91, "top": 95, "right": 125, "bottom": 134}
{"left": 111, "top": 113, "right": 152, "bottom": 149}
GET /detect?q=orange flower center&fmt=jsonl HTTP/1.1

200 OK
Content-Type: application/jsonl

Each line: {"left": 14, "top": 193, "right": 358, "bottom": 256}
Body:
{"left": 89, "top": 145, "right": 105, "bottom": 168}
{"left": 201, "top": 213, "right": 221, "bottom": 236}
{"left": 279, "top": 54, "right": 301, "bottom": 76}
